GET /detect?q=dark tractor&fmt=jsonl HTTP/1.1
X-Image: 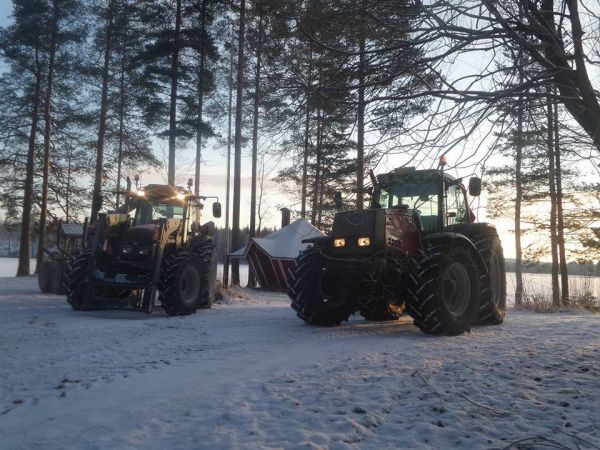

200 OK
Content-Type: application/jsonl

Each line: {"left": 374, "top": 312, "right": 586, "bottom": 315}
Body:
{"left": 288, "top": 165, "right": 506, "bottom": 335}
{"left": 38, "top": 220, "right": 87, "bottom": 295}
{"left": 65, "top": 182, "right": 222, "bottom": 315}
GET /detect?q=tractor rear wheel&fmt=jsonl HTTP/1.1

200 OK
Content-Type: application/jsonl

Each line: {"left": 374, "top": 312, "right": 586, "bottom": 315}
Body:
{"left": 49, "top": 260, "right": 66, "bottom": 295}
{"left": 405, "top": 243, "right": 479, "bottom": 335}
{"left": 38, "top": 260, "right": 54, "bottom": 293}
{"left": 65, "top": 251, "right": 91, "bottom": 310}
{"left": 472, "top": 233, "right": 506, "bottom": 325}
{"left": 359, "top": 301, "right": 405, "bottom": 321}
{"left": 359, "top": 260, "right": 405, "bottom": 321}
{"left": 159, "top": 245, "right": 216, "bottom": 316}
{"left": 288, "top": 248, "right": 357, "bottom": 326}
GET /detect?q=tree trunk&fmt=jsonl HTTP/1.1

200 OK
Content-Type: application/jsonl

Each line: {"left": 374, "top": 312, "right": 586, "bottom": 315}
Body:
{"left": 546, "top": 89, "right": 560, "bottom": 306}
{"left": 168, "top": 0, "right": 182, "bottom": 186}
{"left": 231, "top": 0, "right": 246, "bottom": 285}
{"left": 91, "top": 0, "right": 115, "bottom": 222}
{"left": 36, "top": 0, "right": 59, "bottom": 274}
{"left": 514, "top": 95, "right": 524, "bottom": 307}
{"left": 116, "top": 53, "right": 125, "bottom": 208}
{"left": 248, "top": 14, "right": 263, "bottom": 288}
{"left": 553, "top": 90, "right": 568, "bottom": 303}
{"left": 317, "top": 164, "right": 325, "bottom": 229}
{"left": 356, "top": 0, "right": 366, "bottom": 210}
{"left": 223, "top": 20, "right": 234, "bottom": 287}
{"left": 65, "top": 149, "right": 72, "bottom": 221}
{"left": 194, "top": 0, "right": 207, "bottom": 196}
{"left": 17, "top": 49, "right": 42, "bottom": 276}
{"left": 301, "top": 48, "right": 312, "bottom": 219}
{"left": 311, "top": 109, "right": 322, "bottom": 226}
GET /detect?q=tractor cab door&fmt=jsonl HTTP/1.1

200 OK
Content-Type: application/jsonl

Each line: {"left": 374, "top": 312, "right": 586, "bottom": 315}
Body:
{"left": 444, "top": 183, "right": 471, "bottom": 226}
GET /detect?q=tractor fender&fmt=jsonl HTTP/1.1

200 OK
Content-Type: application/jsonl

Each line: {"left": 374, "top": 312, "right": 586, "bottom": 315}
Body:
{"left": 187, "top": 233, "right": 213, "bottom": 252}
{"left": 421, "top": 232, "right": 487, "bottom": 273}
{"left": 444, "top": 222, "right": 497, "bottom": 238}
{"left": 199, "top": 220, "right": 215, "bottom": 236}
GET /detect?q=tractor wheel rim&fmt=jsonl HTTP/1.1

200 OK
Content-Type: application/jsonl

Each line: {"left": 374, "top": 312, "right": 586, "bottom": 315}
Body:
{"left": 442, "top": 262, "right": 471, "bottom": 317}
{"left": 490, "top": 252, "right": 502, "bottom": 307}
{"left": 179, "top": 266, "right": 200, "bottom": 306}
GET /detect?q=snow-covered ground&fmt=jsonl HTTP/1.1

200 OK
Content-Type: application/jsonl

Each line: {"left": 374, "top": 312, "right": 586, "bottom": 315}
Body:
{"left": 1, "top": 276, "right": 599, "bottom": 449}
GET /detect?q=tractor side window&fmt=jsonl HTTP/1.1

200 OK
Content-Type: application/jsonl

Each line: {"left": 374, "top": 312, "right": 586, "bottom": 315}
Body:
{"left": 446, "top": 184, "right": 466, "bottom": 225}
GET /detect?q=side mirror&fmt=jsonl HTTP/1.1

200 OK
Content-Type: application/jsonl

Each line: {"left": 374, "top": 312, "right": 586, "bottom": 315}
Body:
{"left": 468, "top": 177, "right": 482, "bottom": 197}
{"left": 334, "top": 191, "right": 342, "bottom": 209}
{"left": 212, "top": 202, "right": 222, "bottom": 218}
{"left": 190, "top": 222, "right": 199, "bottom": 233}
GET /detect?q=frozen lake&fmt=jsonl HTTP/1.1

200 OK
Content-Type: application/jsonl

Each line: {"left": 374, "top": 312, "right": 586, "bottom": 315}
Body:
{"left": 1, "top": 257, "right": 597, "bottom": 302}
{"left": 0, "top": 257, "right": 249, "bottom": 286}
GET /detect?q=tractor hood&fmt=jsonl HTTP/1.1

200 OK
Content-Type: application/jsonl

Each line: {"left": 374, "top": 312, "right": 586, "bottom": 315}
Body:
{"left": 329, "top": 209, "right": 386, "bottom": 256}
{"left": 328, "top": 208, "right": 419, "bottom": 257}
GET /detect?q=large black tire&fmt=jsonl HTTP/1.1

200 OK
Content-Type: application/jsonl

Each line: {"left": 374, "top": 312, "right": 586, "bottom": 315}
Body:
{"left": 288, "top": 248, "right": 357, "bottom": 326}
{"left": 65, "top": 251, "right": 91, "bottom": 310}
{"left": 49, "top": 260, "right": 66, "bottom": 295}
{"left": 159, "top": 245, "right": 216, "bottom": 316}
{"left": 38, "top": 260, "right": 54, "bottom": 293}
{"left": 406, "top": 242, "right": 480, "bottom": 335}
{"left": 472, "top": 233, "right": 506, "bottom": 325}
{"left": 358, "top": 258, "right": 406, "bottom": 321}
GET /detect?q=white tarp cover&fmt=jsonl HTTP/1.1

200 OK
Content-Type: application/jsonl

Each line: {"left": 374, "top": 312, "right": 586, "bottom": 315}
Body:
{"left": 231, "top": 219, "right": 324, "bottom": 260}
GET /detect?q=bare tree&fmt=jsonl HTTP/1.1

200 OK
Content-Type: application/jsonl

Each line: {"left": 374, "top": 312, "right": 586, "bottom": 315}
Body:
{"left": 231, "top": 0, "right": 246, "bottom": 285}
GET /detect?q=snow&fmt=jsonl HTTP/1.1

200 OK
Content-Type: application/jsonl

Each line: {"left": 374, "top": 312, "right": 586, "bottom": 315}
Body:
{"left": 1, "top": 276, "right": 599, "bottom": 449}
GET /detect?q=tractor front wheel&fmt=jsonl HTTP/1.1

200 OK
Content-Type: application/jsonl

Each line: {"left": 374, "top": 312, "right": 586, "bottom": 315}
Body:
{"left": 405, "top": 243, "right": 480, "bottom": 335}
{"left": 288, "top": 248, "right": 357, "bottom": 326}
{"left": 159, "top": 246, "right": 217, "bottom": 316}
{"left": 65, "top": 251, "right": 91, "bottom": 310}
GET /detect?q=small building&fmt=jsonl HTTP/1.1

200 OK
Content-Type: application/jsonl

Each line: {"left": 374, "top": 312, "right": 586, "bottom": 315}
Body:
{"left": 231, "top": 219, "right": 324, "bottom": 291}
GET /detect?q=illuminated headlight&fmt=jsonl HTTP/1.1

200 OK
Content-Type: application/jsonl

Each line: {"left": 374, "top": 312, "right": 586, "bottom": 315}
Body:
{"left": 121, "top": 245, "right": 132, "bottom": 255}
{"left": 136, "top": 190, "right": 145, "bottom": 197}
{"left": 176, "top": 193, "right": 186, "bottom": 200}
{"left": 333, "top": 238, "right": 346, "bottom": 248}
{"left": 357, "top": 237, "right": 371, "bottom": 247}
{"left": 138, "top": 247, "right": 151, "bottom": 256}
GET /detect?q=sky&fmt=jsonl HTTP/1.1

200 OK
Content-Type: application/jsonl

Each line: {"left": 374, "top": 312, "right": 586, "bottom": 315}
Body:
{"left": 0, "top": 0, "right": 10, "bottom": 27}
{"left": 1, "top": 0, "right": 598, "bottom": 261}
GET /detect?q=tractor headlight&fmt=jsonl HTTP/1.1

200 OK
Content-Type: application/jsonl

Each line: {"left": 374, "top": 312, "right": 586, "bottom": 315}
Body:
{"left": 137, "top": 247, "right": 151, "bottom": 256}
{"left": 137, "top": 190, "right": 145, "bottom": 197}
{"left": 121, "top": 245, "right": 132, "bottom": 255}
{"left": 333, "top": 238, "right": 346, "bottom": 248}
{"left": 357, "top": 237, "right": 371, "bottom": 247}
{"left": 176, "top": 193, "right": 186, "bottom": 200}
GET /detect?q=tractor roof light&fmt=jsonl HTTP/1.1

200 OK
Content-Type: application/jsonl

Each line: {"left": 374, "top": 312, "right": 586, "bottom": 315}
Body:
{"left": 176, "top": 192, "right": 186, "bottom": 201}
{"left": 136, "top": 190, "right": 145, "bottom": 197}
{"left": 438, "top": 155, "right": 448, "bottom": 167}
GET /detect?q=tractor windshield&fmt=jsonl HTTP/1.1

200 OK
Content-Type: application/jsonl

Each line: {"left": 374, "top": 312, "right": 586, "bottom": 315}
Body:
{"left": 379, "top": 182, "right": 440, "bottom": 232}
{"left": 132, "top": 200, "right": 184, "bottom": 225}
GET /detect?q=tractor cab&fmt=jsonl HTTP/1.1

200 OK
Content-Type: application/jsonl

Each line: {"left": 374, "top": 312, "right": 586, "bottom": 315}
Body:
{"left": 374, "top": 168, "right": 480, "bottom": 234}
